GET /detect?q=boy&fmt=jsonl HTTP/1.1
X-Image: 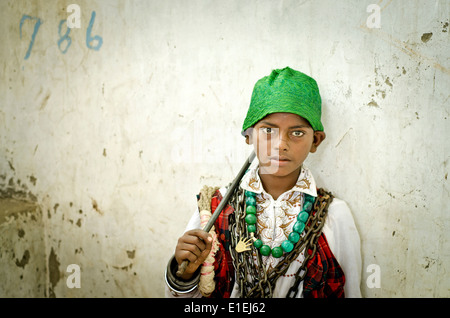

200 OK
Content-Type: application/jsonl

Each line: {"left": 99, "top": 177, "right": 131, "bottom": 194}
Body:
{"left": 165, "top": 67, "right": 362, "bottom": 298}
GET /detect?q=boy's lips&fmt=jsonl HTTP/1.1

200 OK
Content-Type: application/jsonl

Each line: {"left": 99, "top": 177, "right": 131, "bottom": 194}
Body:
{"left": 268, "top": 156, "right": 291, "bottom": 166}
{"left": 268, "top": 156, "right": 291, "bottom": 161}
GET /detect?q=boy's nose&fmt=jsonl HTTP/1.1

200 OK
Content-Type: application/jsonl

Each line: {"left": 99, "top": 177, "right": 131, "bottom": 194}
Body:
{"left": 274, "top": 134, "right": 289, "bottom": 152}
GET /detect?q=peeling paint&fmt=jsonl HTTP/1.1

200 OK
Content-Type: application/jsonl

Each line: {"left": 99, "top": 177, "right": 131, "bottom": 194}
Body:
{"left": 127, "top": 250, "right": 135, "bottom": 259}
{"left": 15, "top": 250, "right": 30, "bottom": 268}
{"left": 113, "top": 263, "right": 133, "bottom": 271}
{"left": 368, "top": 100, "right": 379, "bottom": 107}
{"left": 48, "top": 248, "right": 60, "bottom": 297}
{"left": 75, "top": 247, "right": 83, "bottom": 254}
{"left": 0, "top": 198, "right": 45, "bottom": 297}
{"left": 359, "top": 25, "right": 450, "bottom": 75}
{"left": 441, "top": 21, "right": 448, "bottom": 33}
{"left": 384, "top": 77, "right": 393, "bottom": 87}
{"left": 28, "top": 175, "right": 37, "bottom": 186}
{"left": 421, "top": 32, "right": 432, "bottom": 43}
{"left": 0, "top": 177, "right": 37, "bottom": 202}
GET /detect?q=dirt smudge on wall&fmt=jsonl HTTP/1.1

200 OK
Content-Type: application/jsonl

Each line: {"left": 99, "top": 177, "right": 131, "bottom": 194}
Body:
{"left": 48, "top": 248, "right": 60, "bottom": 298}
{"left": 15, "top": 250, "right": 30, "bottom": 268}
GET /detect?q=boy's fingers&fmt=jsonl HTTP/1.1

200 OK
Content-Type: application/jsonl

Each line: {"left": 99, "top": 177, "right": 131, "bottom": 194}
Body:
{"left": 188, "top": 229, "right": 212, "bottom": 243}
{"left": 175, "top": 230, "right": 213, "bottom": 265}
{"left": 198, "top": 233, "right": 213, "bottom": 262}
{"left": 184, "top": 232, "right": 207, "bottom": 248}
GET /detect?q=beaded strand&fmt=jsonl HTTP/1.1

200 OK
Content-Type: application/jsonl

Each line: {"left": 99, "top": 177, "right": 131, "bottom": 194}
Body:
{"left": 244, "top": 190, "right": 315, "bottom": 258}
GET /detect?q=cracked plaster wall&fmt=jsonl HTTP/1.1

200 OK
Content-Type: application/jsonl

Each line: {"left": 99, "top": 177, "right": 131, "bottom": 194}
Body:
{"left": 0, "top": 0, "right": 448, "bottom": 297}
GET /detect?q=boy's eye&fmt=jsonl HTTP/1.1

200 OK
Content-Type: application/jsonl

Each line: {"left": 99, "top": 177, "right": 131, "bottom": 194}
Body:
{"left": 260, "top": 127, "right": 275, "bottom": 134}
{"left": 292, "top": 131, "right": 304, "bottom": 137}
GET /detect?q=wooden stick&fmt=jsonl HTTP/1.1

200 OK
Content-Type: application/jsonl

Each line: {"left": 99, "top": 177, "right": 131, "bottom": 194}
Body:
{"left": 176, "top": 151, "right": 256, "bottom": 277}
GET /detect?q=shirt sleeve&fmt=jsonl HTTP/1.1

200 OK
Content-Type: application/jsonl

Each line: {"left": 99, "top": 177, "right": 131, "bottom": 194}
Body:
{"left": 164, "top": 208, "right": 203, "bottom": 298}
{"left": 165, "top": 187, "right": 229, "bottom": 298}
{"left": 322, "top": 198, "right": 362, "bottom": 298}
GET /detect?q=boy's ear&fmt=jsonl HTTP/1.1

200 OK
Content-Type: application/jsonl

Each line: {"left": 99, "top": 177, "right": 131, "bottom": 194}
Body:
{"left": 310, "top": 131, "right": 326, "bottom": 153}
{"left": 245, "top": 134, "right": 251, "bottom": 145}
{"left": 244, "top": 128, "right": 254, "bottom": 145}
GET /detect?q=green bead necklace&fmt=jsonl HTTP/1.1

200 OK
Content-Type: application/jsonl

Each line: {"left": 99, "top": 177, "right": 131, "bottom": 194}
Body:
{"left": 244, "top": 190, "right": 315, "bottom": 259}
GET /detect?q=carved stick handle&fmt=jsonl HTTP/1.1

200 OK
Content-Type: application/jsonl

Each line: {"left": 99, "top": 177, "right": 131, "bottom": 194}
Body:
{"left": 175, "top": 151, "right": 256, "bottom": 277}
{"left": 176, "top": 260, "right": 189, "bottom": 277}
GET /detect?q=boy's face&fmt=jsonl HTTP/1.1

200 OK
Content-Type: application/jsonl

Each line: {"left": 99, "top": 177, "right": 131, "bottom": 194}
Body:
{"left": 246, "top": 112, "right": 325, "bottom": 177}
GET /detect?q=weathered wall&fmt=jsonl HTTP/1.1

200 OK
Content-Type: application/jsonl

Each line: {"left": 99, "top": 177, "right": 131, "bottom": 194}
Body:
{"left": 0, "top": 0, "right": 448, "bottom": 297}
{"left": 0, "top": 198, "right": 46, "bottom": 297}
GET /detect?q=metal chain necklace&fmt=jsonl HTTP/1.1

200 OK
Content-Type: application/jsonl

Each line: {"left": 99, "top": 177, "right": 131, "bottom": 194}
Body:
{"left": 228, "top": 186, "right": 333, "bottom": 298}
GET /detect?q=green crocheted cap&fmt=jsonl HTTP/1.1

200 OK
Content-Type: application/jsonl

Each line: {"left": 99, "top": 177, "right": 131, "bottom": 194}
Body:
{"left": 242, "top": 67, "right": 323, "bottom": 133}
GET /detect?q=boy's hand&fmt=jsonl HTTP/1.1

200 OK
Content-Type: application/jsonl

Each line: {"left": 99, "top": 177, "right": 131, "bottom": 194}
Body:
{"left": 174, "top": 229, "right": 213, "bottom": 280}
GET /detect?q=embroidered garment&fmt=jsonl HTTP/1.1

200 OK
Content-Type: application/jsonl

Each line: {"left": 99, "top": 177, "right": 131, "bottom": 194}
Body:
{"left": 165, "top": 165, "right": 362, "bottom": 298}
{"left": 241, "top": 166, "right": 317, "bottom": 271}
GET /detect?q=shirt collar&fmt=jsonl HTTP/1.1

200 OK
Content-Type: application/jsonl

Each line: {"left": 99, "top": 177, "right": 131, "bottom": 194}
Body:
{"left": 240, "top": 165, "right": 318, "bottom": 198}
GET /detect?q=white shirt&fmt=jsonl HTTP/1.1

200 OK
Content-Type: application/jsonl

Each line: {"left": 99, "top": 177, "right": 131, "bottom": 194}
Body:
{"left": 165, "top": 166, "right": 362, "bottom": 298}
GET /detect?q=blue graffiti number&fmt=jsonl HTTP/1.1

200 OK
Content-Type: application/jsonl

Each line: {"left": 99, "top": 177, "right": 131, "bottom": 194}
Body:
{"left": 19, "top": 11, "right": 102, "bottom": 59}
{"left": 86, "top": 11, "right": 103, "bottom": 51}
{"left": 57, "top": 19, "right": 72, "bottom": 54}
{"left": 19, "top": 15, "right": 42, "bottom": 60}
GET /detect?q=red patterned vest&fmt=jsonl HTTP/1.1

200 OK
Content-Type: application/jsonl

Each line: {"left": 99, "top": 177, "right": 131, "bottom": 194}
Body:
{"left": 206, "top": 189, "right": 345, "bottom": 298}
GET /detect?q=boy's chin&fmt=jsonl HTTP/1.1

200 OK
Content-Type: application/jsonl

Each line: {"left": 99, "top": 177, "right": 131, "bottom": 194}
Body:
{"left": 259, "top": 164, "right": 300, "bottom": 177}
